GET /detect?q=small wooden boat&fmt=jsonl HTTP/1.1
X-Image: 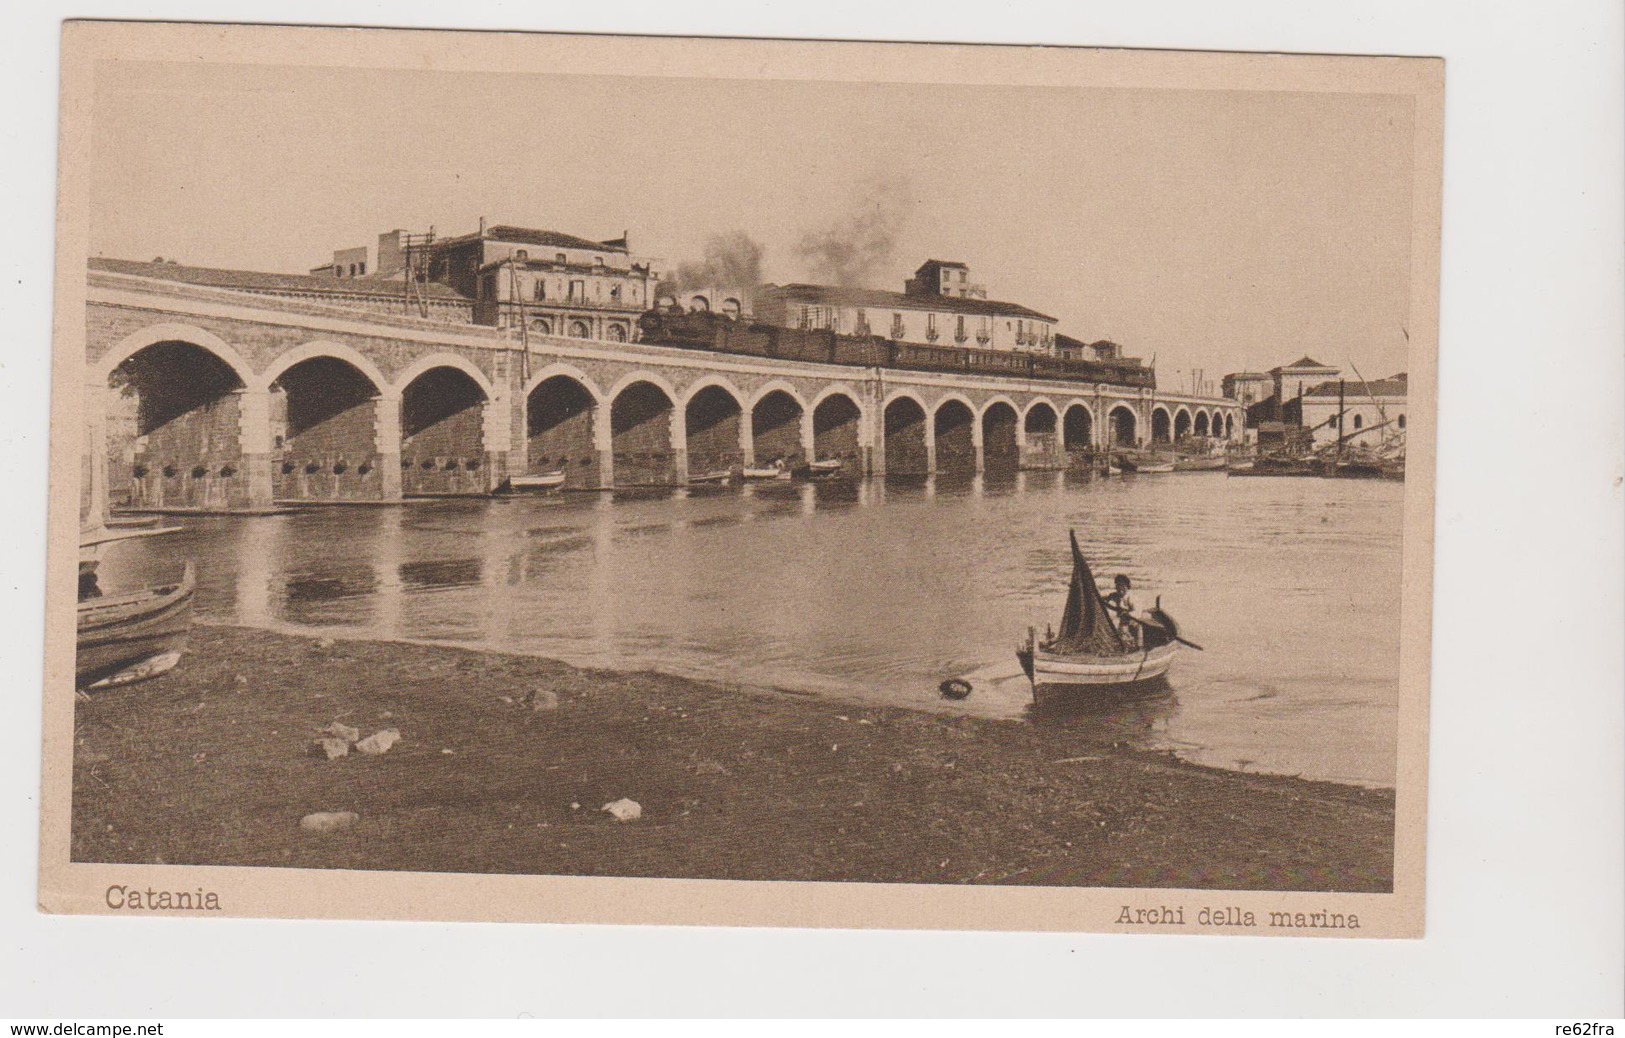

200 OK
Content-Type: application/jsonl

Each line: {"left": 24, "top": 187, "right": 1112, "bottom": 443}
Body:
{"left": 1017, "top": 531, "right": 1187, "bottom": 700}
{"left": 804, "top": 459, "right": 844, "bottom": 477}
{"left": 742, "top": 460, "right": 792, "bottom": 481}
{"left": 1172, "top": 455, "right": 1228, "bottom": 472}
{"left": 77, "top": 562, "right": 195, "bottom": 690}
{"left": 1228, "top": 455, "right": 1318, "bottom": 477}
{"left": 507, "top": 470, "right": 567, "bottom": 492}
{"left": 687, "top": 469, "right": 734, "bottom": 485}
{"left": 1117, "top": 452, "right": 1174, "bottom": 474}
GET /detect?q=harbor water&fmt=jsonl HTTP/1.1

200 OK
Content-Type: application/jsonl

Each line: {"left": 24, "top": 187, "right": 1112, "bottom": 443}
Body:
{"left": 102, "top": 471, "right": 1405, "bottom": 786}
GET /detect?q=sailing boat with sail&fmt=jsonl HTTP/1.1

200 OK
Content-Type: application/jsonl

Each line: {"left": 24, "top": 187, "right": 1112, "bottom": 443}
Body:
{"left": 1017, "top": 531, "right": 1191, "bottom": 698}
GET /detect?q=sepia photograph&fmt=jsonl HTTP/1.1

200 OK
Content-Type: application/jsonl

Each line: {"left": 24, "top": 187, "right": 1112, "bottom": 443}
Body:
{"left": 39, "top": 22, "right": 1442, "bottom": 937}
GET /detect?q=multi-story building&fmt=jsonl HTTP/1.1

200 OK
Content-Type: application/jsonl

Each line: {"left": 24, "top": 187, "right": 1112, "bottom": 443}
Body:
{"left": 1299, "top": 374, "right": 1408, "bottom": 448}
{"left": 309, "top": 223, "right": 660, "bottom": 342}
{"left": 428, "top": 224, "right": 660, "bottom": 343}
{"left": 1221, "top": 371, "right": 1274, "bottom": 409}
{"left": 755, "top": 260, "right": 1058, "bottom": 354}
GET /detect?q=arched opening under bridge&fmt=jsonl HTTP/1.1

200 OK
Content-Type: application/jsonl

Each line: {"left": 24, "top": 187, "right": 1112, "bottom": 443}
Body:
{"left": 933, "top": 399, "right": 976, "bottom": 474}
{"left": 401, "top": 367, "right": 488, "bottom": 496}
{"left": 883, "top": 397, "right": 929, "bottom": 476}
{"left": 685, "top": 385, "right": 743, "bottom": 477}
{"left": 611, "top": 381, "right": 677, "bottom": 486}
{"left": 106, "top": 340, "right": 248, "bottom": 511}
{"left": 527, "top": 375, "right": 599, "bottom": 489}
{"left": 751, "top": 390, "right": 805, "bottom": 469}
{"left": 272, "top": 356, "right": 383, "bottom": 501}
{"left": 812, "top": 393, "right": 863, "bottom": 470}
{"left": 981, "top": 402, "right": 1019, "bottom": 474}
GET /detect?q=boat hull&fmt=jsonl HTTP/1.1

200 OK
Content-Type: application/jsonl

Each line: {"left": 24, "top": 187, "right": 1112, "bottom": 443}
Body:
{"left": 76, "top": 564, "right": 195, "bottom": 689}
{"left": 1028, "top": 641, "right": 1178, "bottom": 691}
{"left": 1172, "top": 457, "right": 1227, "bottom": 472}
{"left": 507, "top": 471, "right": 566, "bottom": 491}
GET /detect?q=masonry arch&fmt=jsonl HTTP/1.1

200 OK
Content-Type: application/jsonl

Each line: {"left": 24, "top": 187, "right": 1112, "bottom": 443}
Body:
{"left": 751, "top": 388, "right": 806, "bottom": 468}
{"left": 1023, "top": 399, "right": 1060, "bottom": 468}
{"left": 981, "top": 399, "right": 1020, "bottom": 474}
{"left": 258, "top": 340, "right": 389, "bottom": 399}
{"left": 1224, "top": 413, "right": 1236, "bottom": 439}
{"left": 1173, "top": 406, "right": 1192, "bottom": 440}
{"left": 526, "top": 362, "right": 604, "bottom": 403}
{"left": 1150, "top": 405, "right": 1173, "bottom": 444}
{"left": 811, "top": 390, "right": 863, "bottom": 469}
{"left": 883, "top": 393, "right": 929, "bottom": 476}
{"left": 270, "top": 353, "right": 387, "bottom": 501}
{"left": 568, "top": 319, "right": 592, "bottom": 339}
{"left": 105, "top": 336, "right": 250, "bottom": 511}
{"left": 1194, "top": 410, "right": 1211, "bottom": 437}
{"left": 400, "top": 365, "right": 489, "bottom": 496}
{"left": 1063, "top": 402, "right": 1094, "bottom": 451}
{"left": 607, "top": 370, "right": 680, "bottom": 406}
{"left": 1109, "top": 404, "right": 1138, "bottom": 447}
{"left": 610, "top": 379, "right": 677, "bottom": 486}
{"left": 933, "top": 396, "right": 977, "bottom": 474}
{"left": 96, "top": 322, "right": 255, "bottom": 389}
{"left": 391, "top": 352, "right": 494, "bottom": 400}
{"left": 527, "top": 373, "right": 600, "bottom": 488}
{"left": 685, "top": 383, "right": 745, "bottom": 477}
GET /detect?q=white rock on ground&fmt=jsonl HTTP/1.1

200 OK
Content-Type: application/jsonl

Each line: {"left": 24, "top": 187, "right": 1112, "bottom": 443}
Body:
{"left": 324, "top": 721, "right": 361, "bottom": 743}
{"left": 299, "top": 811, "right": 359, "bottom": 832}
{"left": 355, "top": 728, "right": 401, "bottom": 755}
{"left": 311, "top": 737, "right": 350, "bottom": 760}
{"left": 601, "top": 798, "right": 642, "bottom": 822}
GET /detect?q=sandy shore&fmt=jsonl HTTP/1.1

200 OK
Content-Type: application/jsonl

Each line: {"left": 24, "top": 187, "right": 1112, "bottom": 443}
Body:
{"left": 70, "top": 626, "right": 1394, "bottom": 891}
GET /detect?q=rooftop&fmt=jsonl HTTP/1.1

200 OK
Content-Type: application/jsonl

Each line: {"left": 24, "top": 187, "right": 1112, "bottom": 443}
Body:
{"left": 1303, "top": 375, "right": 1408, "bottom": 398}
{"left": 1272, "top": 355, "right": 1338, "bottom": 372}
{"left": 767, "top": 282, "right": 1055, "bottom": 322}
{"left": 90, "top": 257, "right": 470, "bottom": 300}
{"left": 434, "top": 225, "right": 630, "bottom": 254}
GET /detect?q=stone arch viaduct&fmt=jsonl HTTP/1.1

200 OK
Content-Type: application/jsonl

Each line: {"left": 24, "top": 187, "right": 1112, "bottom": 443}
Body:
{"left": 83, "top": 268, "right": 1242, "bottom": 512}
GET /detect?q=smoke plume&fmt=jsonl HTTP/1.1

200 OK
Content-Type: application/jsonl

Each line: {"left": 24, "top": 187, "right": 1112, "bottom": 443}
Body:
{"left": 662, "top": 231, "right": 766, "bottom": 295}
{"left": 796, "top": 174, "right": 913, "bottom": 288}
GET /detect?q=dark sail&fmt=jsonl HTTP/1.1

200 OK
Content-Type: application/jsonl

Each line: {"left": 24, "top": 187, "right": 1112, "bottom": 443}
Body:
{"left": 1049, "top": 529, "right": 1128, "bottom": 656}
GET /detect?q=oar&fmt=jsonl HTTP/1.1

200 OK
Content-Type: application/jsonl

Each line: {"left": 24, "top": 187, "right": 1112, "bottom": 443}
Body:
{"left": 1122, "top": 613, "right": 1205, "bottom": 651}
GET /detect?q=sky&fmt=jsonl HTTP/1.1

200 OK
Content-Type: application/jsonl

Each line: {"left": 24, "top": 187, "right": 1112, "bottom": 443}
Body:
{"left": 88, "top": 59, "right": 1418, "bottom": 386}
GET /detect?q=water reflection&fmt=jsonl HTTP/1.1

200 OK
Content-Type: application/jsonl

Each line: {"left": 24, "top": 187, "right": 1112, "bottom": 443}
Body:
{"left": 105, "top": 471, "right": 1404, "bottom": 786}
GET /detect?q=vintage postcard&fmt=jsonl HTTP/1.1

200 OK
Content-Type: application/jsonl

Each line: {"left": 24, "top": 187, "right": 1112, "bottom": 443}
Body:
{"left": 40, "top": 21, "right": 1441, "bottom": 936}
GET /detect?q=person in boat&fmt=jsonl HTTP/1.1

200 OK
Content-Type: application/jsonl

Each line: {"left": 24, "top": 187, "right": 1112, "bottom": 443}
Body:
{"left": 1102, "top": 573, "right": 1138, "bottom": 648}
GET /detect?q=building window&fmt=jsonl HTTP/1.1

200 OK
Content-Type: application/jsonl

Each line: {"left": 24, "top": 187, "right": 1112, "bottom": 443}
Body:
{"left": 955, "top": 315, "right": 966, "bottom": 343}
{"left": 926, "top": 313, "right": 939, "bottom": 342}
{"left": 1397, "top": 414, "right": 1406, "bottom": 429}
{"left": 854, "top": 309, "right": 869, "bottom": 335}
{"left": 890, "top": 313, "right": 904, "bottom": 340}
{"left": 556, "top": 253, "right": 567, "bottom": 264}
{"left": 595, "top": 256, "right": 605, "bottom": 268}
{"left": 569, "top": 280, "right": 585, "bottom": 302}
{"left": 358, "top": 261, "right": 366, "bottom": 275}
{"left": 348, "top": 263, "right": 357, "bottom": 276}
{"left": 533, "top": 279, "right": 546, "bottom": 301}
{"left": 569, "top": 319, "right": 591, "bottom": 339}
{"left": 1353, "top": 414, "right": 1364, "bottom": 430}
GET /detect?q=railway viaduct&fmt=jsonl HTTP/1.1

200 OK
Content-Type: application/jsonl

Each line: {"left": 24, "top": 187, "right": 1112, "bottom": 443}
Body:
{"left": 82, "top": 266, "right": 1243, "bottom": 512}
